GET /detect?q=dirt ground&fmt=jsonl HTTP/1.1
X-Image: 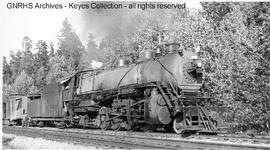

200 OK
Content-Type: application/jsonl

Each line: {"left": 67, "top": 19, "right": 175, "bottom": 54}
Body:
{"left": 2, "top": 133, "right": 98, "bottom": 149}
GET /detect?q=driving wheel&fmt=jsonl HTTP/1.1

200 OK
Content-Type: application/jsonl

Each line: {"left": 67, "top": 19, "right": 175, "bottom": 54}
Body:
{"left": 98, "top": 107, "right": 110, "bottom": 130}
{"left": 173, "top": 117, "right": 185, "bottom": 134}
{"left": 111, "top": 119, "right": 122, "bottom": 131}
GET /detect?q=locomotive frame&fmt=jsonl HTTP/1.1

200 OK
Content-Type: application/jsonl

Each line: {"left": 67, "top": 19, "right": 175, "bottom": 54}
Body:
{"left": 62, "top": 80, "right": 217, "bottom": 133}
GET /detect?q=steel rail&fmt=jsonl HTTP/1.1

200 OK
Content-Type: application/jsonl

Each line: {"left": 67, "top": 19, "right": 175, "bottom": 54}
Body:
{"left": 3, "top": 126, "right": 176, "bottom": 149}
{"left": 3, "top": 126, "right": 270, "bottom": 150}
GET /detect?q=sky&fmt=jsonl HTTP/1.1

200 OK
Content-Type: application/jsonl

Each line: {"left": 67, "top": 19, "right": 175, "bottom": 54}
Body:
{"left": 0, "top": 0, "right": 202, "bottom": 61}
{"left": 0, "top": 1, "right": 82, "bottom": 60}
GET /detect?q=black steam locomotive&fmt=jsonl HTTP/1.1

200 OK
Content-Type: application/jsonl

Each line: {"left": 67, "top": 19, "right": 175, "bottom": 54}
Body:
{"left": 5, "top": 43, "right": 217, "bottom": 134}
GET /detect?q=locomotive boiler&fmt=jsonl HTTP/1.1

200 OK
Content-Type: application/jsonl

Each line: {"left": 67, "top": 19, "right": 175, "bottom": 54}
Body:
{"left": 60, "top": 44, "right": 217, "bottom": 133}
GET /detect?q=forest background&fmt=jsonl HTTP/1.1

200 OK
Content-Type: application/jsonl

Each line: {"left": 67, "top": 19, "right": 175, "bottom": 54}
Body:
{"left": 3, "top": 2, "right": 270, "bottom": 133}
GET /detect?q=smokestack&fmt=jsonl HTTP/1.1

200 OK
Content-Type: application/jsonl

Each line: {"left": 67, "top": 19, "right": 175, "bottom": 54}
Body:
{"left": 139, "top": 49, "right": 153, "bottom": 61}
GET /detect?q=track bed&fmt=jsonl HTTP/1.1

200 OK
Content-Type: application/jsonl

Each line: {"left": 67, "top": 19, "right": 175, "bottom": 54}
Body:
{"left": 3, "top": 125, "right": 270, "bottom": 150}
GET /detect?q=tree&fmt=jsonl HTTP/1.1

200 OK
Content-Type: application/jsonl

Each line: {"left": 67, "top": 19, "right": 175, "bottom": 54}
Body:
{"left": 21, "top": 47, "right": 34, "bottom": 76}
{"left": 33, "top": 40, "right": 50, "bottom": 88}
{"left": 98, "top": 27, "right": 128, "bottom": 68}
{"left": 201, "top": 2, "right": 270, "bottom": 132}
{"left": 13, "top": 71, "right": 38, "bottom": 94}
{"left": 79, "top": 33, "right": 99, "bottom": 69}
{"left": 20, "top": 36, "right": 35, "bottom": 77}
{"left": 46, "top": 54, "right": 74, "bottom": 84}
{"left": 35, "top": 40, "right": 49, "bottom": 67}
{"left": 3, "top": 56, "right": 12, "bottom": 84}
{"left": 2, "top": 84, "right": 16, "bottom": 103}
{"left": 57, "top": 18, "right": 85, "bottom": 70}
{"left": 22, "top": 36, "right": 32, "bottom": 51}
{"left": 97, "top": 9, "right": 174, "bottom": 68}
{"left": 9, "top": 50, "right": 22, "bottom": 83}
{"left": 49, "top": 42, "right": 55, "bottom": 57}
{"left": 86, "top": 33, "right": 98, "bottom": 53}
{"left": 201, "top": 2, "right": 232, "bottom": 26}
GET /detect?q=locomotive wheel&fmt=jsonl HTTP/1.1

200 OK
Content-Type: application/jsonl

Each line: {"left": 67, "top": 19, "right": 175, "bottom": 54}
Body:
{"left": 99, "top": 115, "right": 110, "bottom": 130}
{"left": 111, "top": 118, "right": 122, "bottom": 131}
{"left": 173, "top": 117, "right": 185, "bottom": 134}
{"left": 98, "top": 107, "right": 111, "bottom": 130}
{"left": 65, "top": 121, "right": 73, "bottom": 128}
{"left": 80, "top": 115, "right": 89, "bottom": 128}
{"left": 56, "top": 121, "right": 66, "bottom": 129}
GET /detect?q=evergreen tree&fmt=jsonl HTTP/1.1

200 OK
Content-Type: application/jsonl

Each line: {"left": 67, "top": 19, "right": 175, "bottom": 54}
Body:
{"left": 3, "top": 56, "right": 12, "bottom": 84}
{"left": 49, "top": 42, "right": 55, "bottom": 57}
{"left": 21, "top": 48, "right": 34, "bottom": 76}
{"left": 35, "top": 40, "right": 49, "bottom": 67}
{"left": 46, "top": 54, "right": 73, "bottom": 84}
{"left": 13, "top": 70, "right": 37, "bottom": 94}
{"left": 57, "top": 18, "right": 85, "bottom": 70}
{"left": 79, "top": 33, "right": 99, "bottom": 69}
{"left": 9, "top": 50, "right": 22, "bottom": 83}
{"left": 22, "top": 36, "right": 32, "bottom": 51}
{"left": 34, "top": 40, "right": 50, "bottom": 88}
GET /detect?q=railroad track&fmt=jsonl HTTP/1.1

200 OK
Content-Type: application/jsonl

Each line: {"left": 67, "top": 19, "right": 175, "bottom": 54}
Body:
{"left": 3, "top": 125, "right": 270, "bottom": 149}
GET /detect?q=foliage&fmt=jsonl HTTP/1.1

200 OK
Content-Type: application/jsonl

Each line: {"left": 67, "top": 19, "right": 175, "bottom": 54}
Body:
{"left": 33, "top": 40, "right": 50, "bottom": 87}
{"left": 13, "top": 71, "right": 38, "bottom": 94}
{"left": 22, "top": 36, "right": 32, "bottom": 51}
{"left": 57, "top": 18, "right": 85, "bottom": 70}
{"left": 3, "top": 18, "right": 83, "bottom": 98}
{"left": 46, "top": 54, "right": 74, "bottom": 84}
{"left": 201, "top": 2, "right": 270, "bottom": 133}
{"left": 96, "top": 9, "right": 176, "bottom": 68}
{"left": 79, "top": 33, "right": 99, "bottom": 69}
{"left": 9, "top": 50, "right": 23, "bottom": 83}
{"left": 3, "top": 56, "right": 13, "bottom": 84}
{"left": 20, "top": 47, "right": 35, "bottom": 77}
{"left": 2, "top": 84, "right": 15, "bottom": 101}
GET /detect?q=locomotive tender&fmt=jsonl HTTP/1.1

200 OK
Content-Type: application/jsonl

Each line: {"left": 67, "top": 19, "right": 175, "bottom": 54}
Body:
{"left": 5, "top": 43, "right": 217, "bottom": 134}
{"left": 5, "top": 85, "right": 63, "bottom": 127}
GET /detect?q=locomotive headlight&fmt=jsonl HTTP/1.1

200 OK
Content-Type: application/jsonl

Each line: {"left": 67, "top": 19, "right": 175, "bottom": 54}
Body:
{"left": 191, "top": 55, "right": 202, "bottom": 68}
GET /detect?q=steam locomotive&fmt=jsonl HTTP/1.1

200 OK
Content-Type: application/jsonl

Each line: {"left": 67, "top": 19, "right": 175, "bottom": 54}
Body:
{"left": 5, "top": 43, "right": 217, "bottom": 134}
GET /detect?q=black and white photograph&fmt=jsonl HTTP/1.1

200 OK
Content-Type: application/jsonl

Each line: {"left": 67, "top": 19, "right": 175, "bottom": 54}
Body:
{"left": 1, "top": 0, "right": 270, "bottom": 149}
